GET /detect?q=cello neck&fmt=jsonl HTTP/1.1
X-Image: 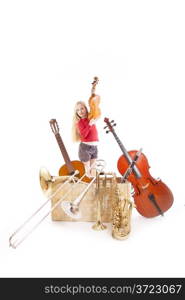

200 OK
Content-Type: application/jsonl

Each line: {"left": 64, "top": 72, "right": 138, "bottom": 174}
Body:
{"left": 111, "top": 130, "right": 141, "bottom": 178}
{"left": 111, "top": 130, "right": 127, "bottom": 154}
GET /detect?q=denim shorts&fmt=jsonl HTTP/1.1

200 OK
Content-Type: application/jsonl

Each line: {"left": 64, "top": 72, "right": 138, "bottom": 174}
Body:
{"left": 78, "top": 143, "right": 98, "bottom": 162}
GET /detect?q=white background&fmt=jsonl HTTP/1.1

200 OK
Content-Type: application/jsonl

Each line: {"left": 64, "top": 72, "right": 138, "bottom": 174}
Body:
{"left": 0, "top": 0, "right": 185, "bottom": 277}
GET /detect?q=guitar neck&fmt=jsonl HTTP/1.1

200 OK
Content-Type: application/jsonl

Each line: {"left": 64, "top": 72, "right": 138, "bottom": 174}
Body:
{"left": 111, "top": 131, "right": 141, "bottom": 178}
{"left": 55, "top": 133, "right": 75, "bottom": 174}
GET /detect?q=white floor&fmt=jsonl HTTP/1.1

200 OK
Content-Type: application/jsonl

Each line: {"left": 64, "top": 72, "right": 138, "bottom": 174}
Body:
{"left": 1, "top": 0, "right": 185, "bottom": 279}
{"left": 1, "top": 188, "right": 185, "bottom": 278}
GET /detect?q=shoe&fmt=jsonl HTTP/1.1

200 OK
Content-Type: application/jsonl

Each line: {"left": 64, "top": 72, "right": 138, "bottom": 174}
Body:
{"left": 61, "top": 201, "right": 81, "bottom": 219}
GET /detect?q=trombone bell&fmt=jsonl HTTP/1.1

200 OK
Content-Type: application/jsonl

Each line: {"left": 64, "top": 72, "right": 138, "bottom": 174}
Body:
{"left": 39, "top": 167, "right": 52, "bottom": 191}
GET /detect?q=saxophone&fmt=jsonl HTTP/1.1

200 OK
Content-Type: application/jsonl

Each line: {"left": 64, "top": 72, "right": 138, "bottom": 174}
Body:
{"left": 112, "top": 176, "right": 135, "bottom": 240}
{"left": 91, "top": 172, "right": 134, "bottom": 240}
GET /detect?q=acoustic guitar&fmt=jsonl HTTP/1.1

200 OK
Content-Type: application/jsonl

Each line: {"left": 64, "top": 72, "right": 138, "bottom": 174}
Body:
{"left": 49, "top": 119, "right": 91, "bottom": 183}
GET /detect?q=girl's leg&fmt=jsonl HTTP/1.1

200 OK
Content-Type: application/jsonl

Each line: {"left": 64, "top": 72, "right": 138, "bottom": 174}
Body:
{"left": 83, "top": 160, "right": 91, "bottom": 177}
{"left": 90, "top": 158, "right": 97, "bottom": 177}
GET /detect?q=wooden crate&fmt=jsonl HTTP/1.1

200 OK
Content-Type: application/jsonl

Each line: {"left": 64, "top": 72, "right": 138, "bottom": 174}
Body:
{"left": 48, "top": 175, "right": 131, "bottom": 222}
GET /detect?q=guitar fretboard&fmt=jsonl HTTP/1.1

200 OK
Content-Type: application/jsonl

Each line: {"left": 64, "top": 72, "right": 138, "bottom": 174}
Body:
{"left": 55, "top": 133, "right": 75, "bottom": 174}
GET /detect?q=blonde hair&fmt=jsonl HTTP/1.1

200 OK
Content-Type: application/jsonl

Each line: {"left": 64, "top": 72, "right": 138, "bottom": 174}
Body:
{"left": 72, "top": 101, "right": 88, "bottom": 142}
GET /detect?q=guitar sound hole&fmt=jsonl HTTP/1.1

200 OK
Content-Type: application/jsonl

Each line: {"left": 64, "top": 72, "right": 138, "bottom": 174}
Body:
{"left": 69, "top": 171, "right": 76, "bottom": 176}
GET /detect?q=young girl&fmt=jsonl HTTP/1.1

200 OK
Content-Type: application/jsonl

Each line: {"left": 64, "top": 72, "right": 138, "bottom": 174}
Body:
{"left": 72, "top": 101, "right": 99, "bottom": 178}
{"left": 61, "top": 100, "right": 99, "bottom": 219}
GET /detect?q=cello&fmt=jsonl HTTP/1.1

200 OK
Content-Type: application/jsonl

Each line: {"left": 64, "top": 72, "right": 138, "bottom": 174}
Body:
{"left": 104, "top": 117, "right": 174, "bottom": 218}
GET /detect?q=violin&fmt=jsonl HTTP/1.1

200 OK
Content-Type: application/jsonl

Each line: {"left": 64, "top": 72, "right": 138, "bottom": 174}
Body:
{"left": 88, "top": 76, "right": 101, "bottom": 120}
{"left": 104, "top": 118, "right": 174, "bottom": 218}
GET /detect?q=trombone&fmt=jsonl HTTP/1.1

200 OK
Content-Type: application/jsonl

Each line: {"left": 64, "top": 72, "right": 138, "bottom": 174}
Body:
{"left": 9, "top": 159, "right": 106, "bottom": 249}
{"left": 61, "top": 159, "right": 106, "bottom": 219}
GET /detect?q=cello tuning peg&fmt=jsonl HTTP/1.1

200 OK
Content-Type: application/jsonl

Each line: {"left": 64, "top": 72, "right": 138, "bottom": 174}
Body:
{"left": 103, "top": 126, "right": 108, "bottom": 129}
{"left": 111, "top": 120, "right": 114, "bottom": 123}
{"left": 106, "top": 130, "right": 109, "bottom": 134}
{"left": 113, "top": 123, "right": 116, "bottom": 127}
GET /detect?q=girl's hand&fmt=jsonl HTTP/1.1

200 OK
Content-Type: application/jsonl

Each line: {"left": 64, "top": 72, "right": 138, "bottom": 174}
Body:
{"left": 89, "top": 118, "right": 97, "bottom": 126}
